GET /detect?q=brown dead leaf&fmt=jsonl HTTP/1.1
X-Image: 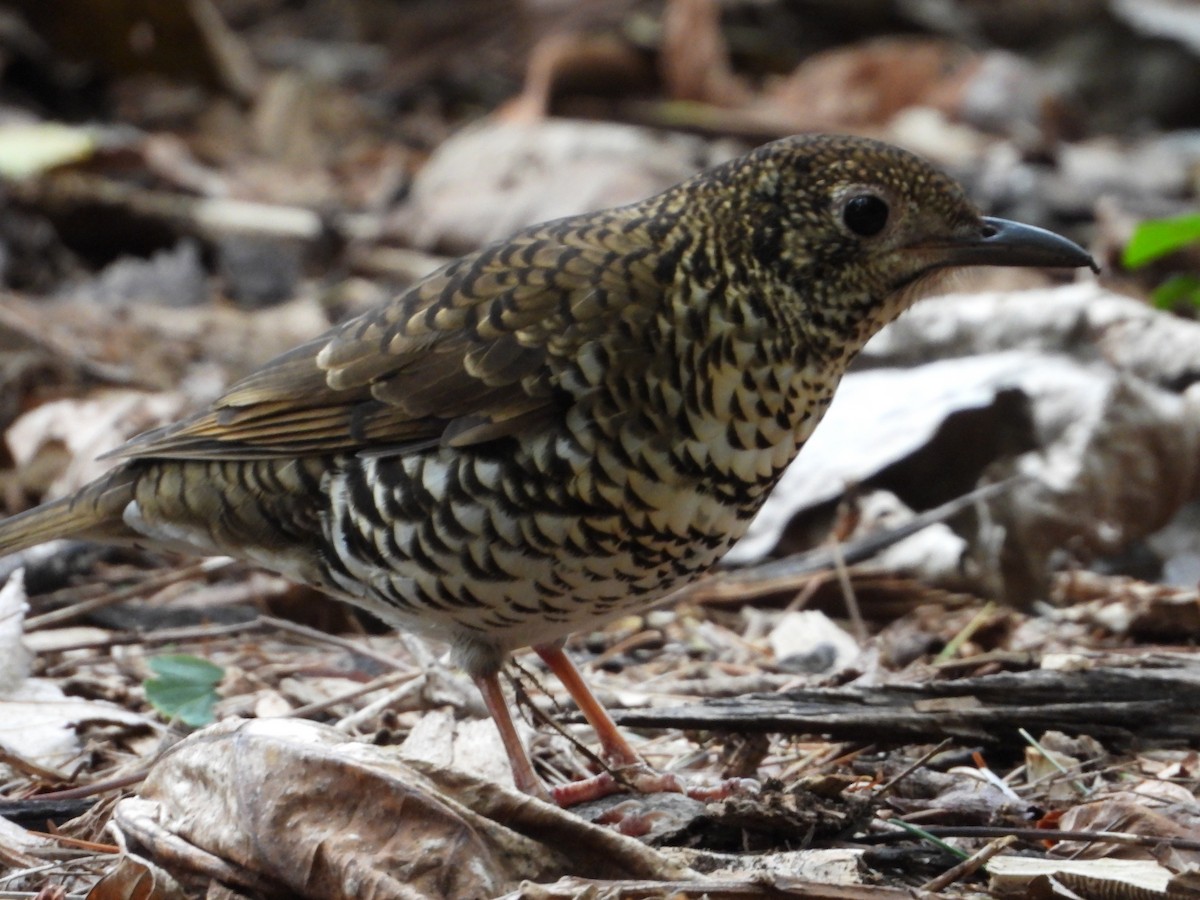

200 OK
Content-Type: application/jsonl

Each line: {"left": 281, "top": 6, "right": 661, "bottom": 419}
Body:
{"left": 1056, "top": 792, "right": 1200, "bottom": 864}
{"left": 87, "top": 854, "right": 188, "bottom": 900}
{"left": 764, "top": 37, "right": 980, "bottom": 130}
{"left": 506, "top": 32, "right": 654, "bottom": 122}
{"left": 112, "top": 718, "right": 694, "bottom": 900}
{"left": 5, "top": 391, "right": 187, "bottom": 501}
{"left": 659, "top": 0, "right": 750, "bottom": 106}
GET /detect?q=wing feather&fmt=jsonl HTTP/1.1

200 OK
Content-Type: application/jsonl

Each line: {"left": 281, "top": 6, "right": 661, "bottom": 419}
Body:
{"left": 107, "top": 210, "right": 659, "bottom": 463}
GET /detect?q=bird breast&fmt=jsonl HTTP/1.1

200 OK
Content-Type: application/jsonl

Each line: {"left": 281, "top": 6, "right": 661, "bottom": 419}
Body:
{"left": 317, "top": 319, "right": 836, "bottom": 652}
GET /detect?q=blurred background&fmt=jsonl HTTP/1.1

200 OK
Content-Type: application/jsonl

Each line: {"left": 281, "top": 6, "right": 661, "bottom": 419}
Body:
{"left": 3, "top": 5, "right": 1200, "bottom": 895}
{"left": 0, "top": 0, "right": 1195, "bottom": 295}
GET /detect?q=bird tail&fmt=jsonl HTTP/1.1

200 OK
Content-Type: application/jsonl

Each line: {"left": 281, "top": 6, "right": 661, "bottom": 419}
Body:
{"left": 0, "top": 470, "right": 138, "bottom": 556}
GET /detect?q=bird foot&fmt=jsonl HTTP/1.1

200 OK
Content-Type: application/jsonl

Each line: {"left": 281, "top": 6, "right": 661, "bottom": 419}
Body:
{"left": 682, "top": 776, "right": 760, "bottom": 802}
{"left": 593, "top": 799, "right": 678, "bottom": 837}
{"left": 550, "top": 765, "right": 674, "bottom": 806}
{"left": 550, "top": 763, "right": 759, "bottom": 807}
{"left": 550, "top": 771, "right": 622, "bottom": 806}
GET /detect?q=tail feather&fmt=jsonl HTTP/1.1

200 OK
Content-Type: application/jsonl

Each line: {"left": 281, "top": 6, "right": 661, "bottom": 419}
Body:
{"left": 0, "top": 470, "right": 138, "bottom": 556}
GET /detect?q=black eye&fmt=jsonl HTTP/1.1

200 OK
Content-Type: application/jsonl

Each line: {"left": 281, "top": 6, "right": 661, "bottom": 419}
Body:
{"left": 841, "top": 194, "right": 889, "bottom": 237}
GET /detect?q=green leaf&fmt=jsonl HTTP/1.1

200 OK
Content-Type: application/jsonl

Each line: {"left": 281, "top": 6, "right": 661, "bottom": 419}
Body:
{"left": 144, "top": 654, "right": 224, "bottom": 727}
{"left": 1151, "top": 274, "right": 1200, "bottom": 311}
{"left": 1123, "top": 214, "right": 1200, "bottom": 269}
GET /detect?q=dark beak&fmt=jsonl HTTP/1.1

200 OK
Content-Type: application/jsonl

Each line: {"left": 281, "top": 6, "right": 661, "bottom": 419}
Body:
{"left": 943, "top": 217, "right": 1099, "bottom": 272}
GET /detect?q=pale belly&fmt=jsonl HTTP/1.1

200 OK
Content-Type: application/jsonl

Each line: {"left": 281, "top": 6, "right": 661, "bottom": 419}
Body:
{"left": 318, "top": 437, "right": 755, "bottom": 661}
{"left": 114, "top": 432, "right": 771, "bottom": 675}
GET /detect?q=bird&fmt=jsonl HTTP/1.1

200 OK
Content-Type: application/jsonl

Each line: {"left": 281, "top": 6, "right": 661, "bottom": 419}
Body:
{"left": 0, "top": 134, "right": 1095, "bottom": 805}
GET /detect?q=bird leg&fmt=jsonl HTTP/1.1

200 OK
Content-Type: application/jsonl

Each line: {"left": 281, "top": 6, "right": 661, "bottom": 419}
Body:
{"left": 534, "top": 642, "right": 688, "bottom": 804}
{"left": 474, "top": 655, "right": 675, "bottom": 808}
{"left": 534, "top": 642, "right": 641, "bottom": 766}
{"left": 477, "top": 650, "right": 754, "bottom": 808}
{"left": 471, "top": 671, "right": 553, "bottom": 803}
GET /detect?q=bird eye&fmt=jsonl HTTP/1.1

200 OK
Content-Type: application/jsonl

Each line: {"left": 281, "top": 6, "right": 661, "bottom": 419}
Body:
{"left": 841, "top": 194, "right": 889, "bottom": 237}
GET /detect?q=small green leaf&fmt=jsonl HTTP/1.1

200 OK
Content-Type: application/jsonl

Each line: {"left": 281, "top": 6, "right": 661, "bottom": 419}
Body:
{"left": 1123, "top": 214, "right": 1200, "bottom": 269}
{"left": 1150, "top": 274, "right": 1200, "bottom": 311}
{"left": 144, "top": 654, "right": 224, "bottom": 727}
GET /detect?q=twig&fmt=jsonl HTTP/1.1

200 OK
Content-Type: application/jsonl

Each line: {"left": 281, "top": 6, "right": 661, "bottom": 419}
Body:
{"left": 19, "top": 770, "right": 149, "bottom": 802}
{"left": 257, "top": 615, "right": 410, "bottom": 671}
{"left": 860, "top": 824, "right": 1200, "bottom": 852}
{"left": 24, "top": 559, "right": 234, "bottom": 631}
{"left": 921, "top": 834, "right": 1016, "bottom": 892}
{"left": 289, "top": 668, "right": 419, "bottom": 720}
{"left": 38, "top": 617, "right": 271, "bottom": 655}
{"left": 694, "top": 477, "right": 1024, "bottom": 602}
{"left": 875, "top": 738, "right": 953, "bottom": 799}
{"left": 828, "top": 537, "right": 865, "bottom": 644}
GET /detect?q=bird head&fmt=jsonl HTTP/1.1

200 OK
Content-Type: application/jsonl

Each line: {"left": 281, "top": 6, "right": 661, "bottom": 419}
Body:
{"left": 720, "top": 134, "right": 1096, "bottom": 354}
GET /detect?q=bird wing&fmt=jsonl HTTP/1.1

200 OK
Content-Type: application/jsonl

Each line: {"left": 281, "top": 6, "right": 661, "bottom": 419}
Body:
{"left": 111, "top": 216, "right": 662, "bottom": 461}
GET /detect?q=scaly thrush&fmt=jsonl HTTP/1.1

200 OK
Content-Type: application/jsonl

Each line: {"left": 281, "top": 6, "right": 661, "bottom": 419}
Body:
{"left": 0, "top": 134, "right": 1096, "bottom": 803}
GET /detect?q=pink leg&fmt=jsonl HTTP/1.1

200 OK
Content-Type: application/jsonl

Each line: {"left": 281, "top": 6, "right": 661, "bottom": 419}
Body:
{"left": 534, "top": 642, "right": 689, "bottom": 805}
{"left": 534, "top": 642, "right": 641, "bottom": 766}
{"left": 474, "top": 646, "right": 755, "bottom": 808}
{"left": 472, "top": 671, "right": 552, "bottom": 802}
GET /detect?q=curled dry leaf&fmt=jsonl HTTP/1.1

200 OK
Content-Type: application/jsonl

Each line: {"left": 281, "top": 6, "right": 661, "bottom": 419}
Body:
{"left": 0, "top": 571, "right": 155, "bottom": 769}
{"left": 112, "top": 718, "right": 694, "bottom": 900}
{"left": 87, "top": 853, "right": 188, "bottom": 900}
{"left": 1055, "top": 791, "right": 1200, "bottom": 864}
{"left": 988, "top": 856, "right": 1175, "bottom": 898}
{"left": 728, "top": 285, "right": 1200, "bottom": 604}
{"left": 5, "top": 391, "right": 189, "bottom": 500}
{"left": 763, "top": 37, "right": 983, "bottom": 130}
{"left": 867, "top": 283, "right": 1200, "bottom": 380}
